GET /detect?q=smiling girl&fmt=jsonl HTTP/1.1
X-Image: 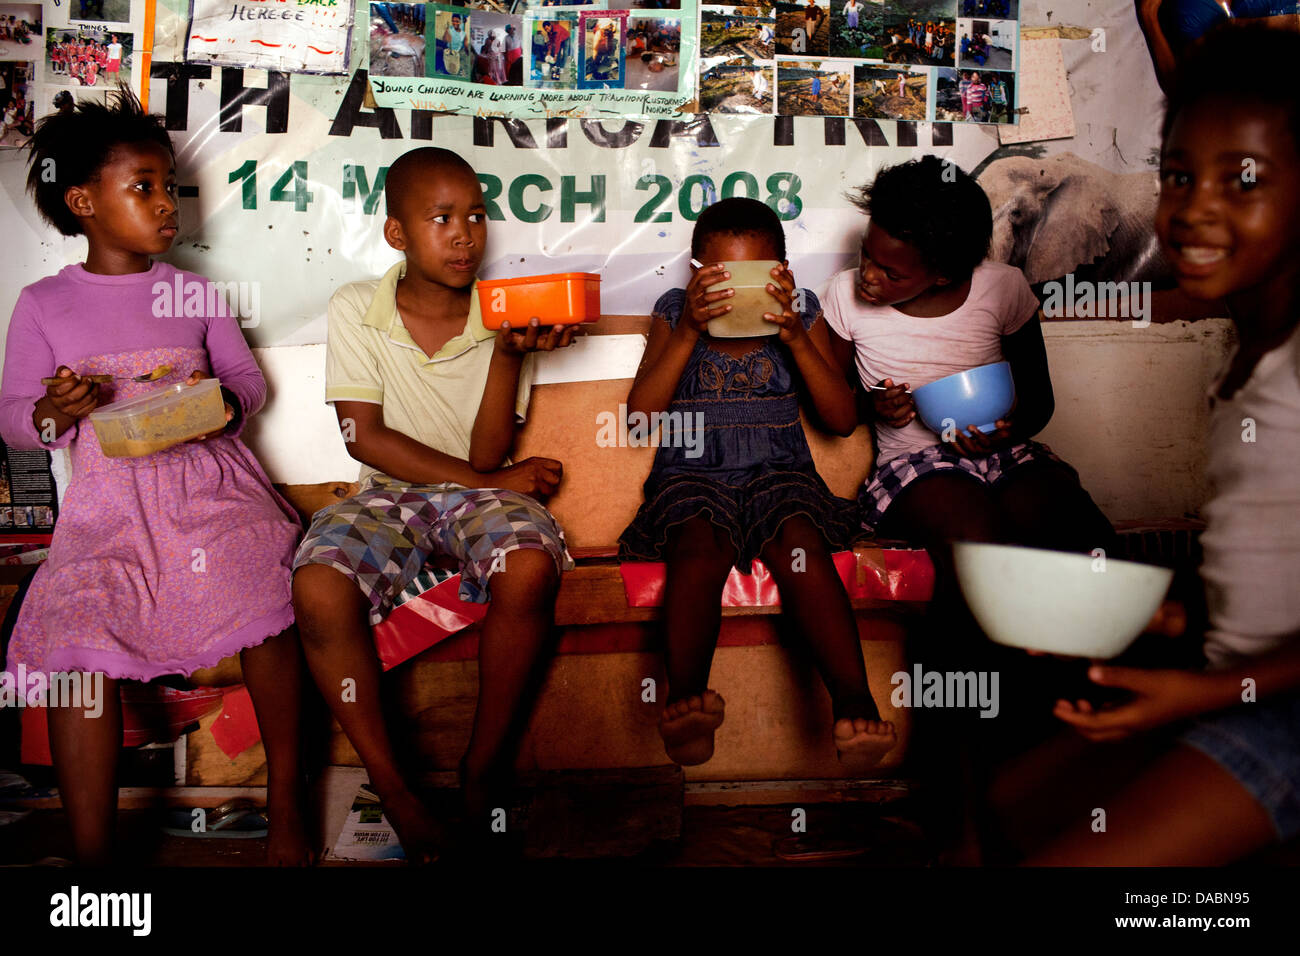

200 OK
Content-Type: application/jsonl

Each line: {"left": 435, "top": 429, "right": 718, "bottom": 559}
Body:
{"left": 995, "top": 26, "right": 1300, "bottom": 865}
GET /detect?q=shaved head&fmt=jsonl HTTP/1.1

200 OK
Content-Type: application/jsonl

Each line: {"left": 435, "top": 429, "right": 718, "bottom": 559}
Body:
{"left": 384, "top": 147, "right": 478, "bottom": 221}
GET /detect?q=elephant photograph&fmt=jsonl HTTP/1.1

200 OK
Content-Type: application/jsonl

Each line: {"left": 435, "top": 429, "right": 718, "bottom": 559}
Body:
{"left": 977, "top": 152, "right": 1171, "bottom": 287}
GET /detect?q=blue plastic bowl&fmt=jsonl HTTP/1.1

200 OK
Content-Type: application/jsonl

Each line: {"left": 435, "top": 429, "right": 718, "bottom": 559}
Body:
{"left": 911, "top": 361, "right": 1015, "bottom": 436}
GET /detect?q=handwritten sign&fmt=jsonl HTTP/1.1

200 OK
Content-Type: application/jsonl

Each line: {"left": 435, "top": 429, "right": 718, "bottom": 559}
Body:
{"left": 367, "top": 3, "right": 698, "bottom": 120}
{"left": 186, "top": 0, "right": 355, "bottom": 75}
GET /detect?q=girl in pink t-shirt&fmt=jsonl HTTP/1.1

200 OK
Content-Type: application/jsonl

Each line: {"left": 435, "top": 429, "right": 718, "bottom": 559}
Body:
{"left": 821, "top": 157, "right": 1115, "bottom": 845}
{"left": 0, "top": 90, "right": 310, "bottom": 867}
{"left": 823, "top": 157, "right": 1112, "bottom": 557}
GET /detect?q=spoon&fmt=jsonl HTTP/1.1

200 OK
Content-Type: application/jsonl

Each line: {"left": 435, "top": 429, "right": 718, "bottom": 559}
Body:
{"left": 42, "top": 364, "right": 174, "bottom": 386}
{"left": 867, "top": 383, "right": 912, "bottom": 393}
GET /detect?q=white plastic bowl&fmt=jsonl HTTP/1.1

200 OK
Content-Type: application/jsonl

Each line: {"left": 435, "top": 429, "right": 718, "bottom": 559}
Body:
{"left": 953, "top": 542, "right": 1174, "bottom": 658}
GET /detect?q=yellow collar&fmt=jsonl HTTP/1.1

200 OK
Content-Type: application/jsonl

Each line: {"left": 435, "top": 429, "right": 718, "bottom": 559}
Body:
{"left": 362, "top": 261, "right": 493, "bottom": 361}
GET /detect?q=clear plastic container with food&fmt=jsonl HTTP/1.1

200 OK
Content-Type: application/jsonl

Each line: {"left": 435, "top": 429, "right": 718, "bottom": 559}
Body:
{"left": 705, "top": 260, "right": 784, "bottom": 338}
{"left": 476, "top": 272, "right": 602, "bottom": 329}
{"left": 89, "top": 378, "right": 227, "bottom": 458}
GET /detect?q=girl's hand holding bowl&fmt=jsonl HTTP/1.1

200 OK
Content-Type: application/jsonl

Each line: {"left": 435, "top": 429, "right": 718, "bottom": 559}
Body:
{"left": 682, "top": 261, "right": 733, "bottom": 337}
{"left": 185, "top": 370, "right": 235, "bottom": 442}
{"left": 950, "top": 416, "right": 1015, "bottom": 458}
{"left": 1053, "top": 665, "right": 1212, "bottom": 742}
{"left": 760, "top": 263, "right": 806, "bottom": 345}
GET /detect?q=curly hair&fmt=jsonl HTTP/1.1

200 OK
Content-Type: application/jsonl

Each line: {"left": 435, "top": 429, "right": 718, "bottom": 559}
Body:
{"left": 847, "top": 155, "right": 991, "bottom": 282}
{"left": 26, "top": 85, "right": 174, "bottom": 237}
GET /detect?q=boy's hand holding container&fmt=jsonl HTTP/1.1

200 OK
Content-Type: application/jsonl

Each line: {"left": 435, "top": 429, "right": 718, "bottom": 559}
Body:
{"left": 494, "top": 317, "right": 578, "bottom": 355}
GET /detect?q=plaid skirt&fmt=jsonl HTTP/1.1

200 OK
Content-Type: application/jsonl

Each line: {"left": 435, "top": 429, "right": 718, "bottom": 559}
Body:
{"left": 859, "top": 440, "right": 1072, "bottom": 531}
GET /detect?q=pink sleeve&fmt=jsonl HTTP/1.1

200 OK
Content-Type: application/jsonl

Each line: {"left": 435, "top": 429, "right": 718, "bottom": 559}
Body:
{"left": 204, "top": 308, "right": 266, "bottom": 436}
{"left": 1001, "top": 266, "right": 1041, "bottom": 335}
{"left": 0, "top": 289, "right": 77, "bottom": 450}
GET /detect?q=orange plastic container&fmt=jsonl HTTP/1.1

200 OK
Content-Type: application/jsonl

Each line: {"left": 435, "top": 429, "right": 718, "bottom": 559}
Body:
{"left": 477, "top": 272, "right": 601, "bottom": 329}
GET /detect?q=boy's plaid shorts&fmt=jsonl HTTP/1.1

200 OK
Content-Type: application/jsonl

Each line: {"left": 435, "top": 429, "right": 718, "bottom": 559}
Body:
{"left": 293, "top": 477, "right": 574, "bottom": 624}
{"left": 859, "top": 440, "right": 1072, "bottom": 531}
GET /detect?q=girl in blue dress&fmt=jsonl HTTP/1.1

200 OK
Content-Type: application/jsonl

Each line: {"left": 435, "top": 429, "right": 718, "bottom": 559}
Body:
{"left": 619, "top": 198, "right": 895, "bottom": 767}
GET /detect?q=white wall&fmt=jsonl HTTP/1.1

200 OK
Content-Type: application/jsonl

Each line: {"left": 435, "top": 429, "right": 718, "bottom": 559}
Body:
{"left": 242, "top": 319, "right": 1235, "bottom": 522}
{"left": 1038, "top": 320, "right": 1233, "bottom": 521}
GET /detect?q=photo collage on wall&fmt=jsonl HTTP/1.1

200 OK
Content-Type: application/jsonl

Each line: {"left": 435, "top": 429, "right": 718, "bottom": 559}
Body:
{"left": 699, "top": 0, "right": 1016, "bottom": 122}
{"left": 368, "top": 0, "right": 684, "bottom": 94}
{"left": 1, "top": 0, "right": 143, "bottom": 148}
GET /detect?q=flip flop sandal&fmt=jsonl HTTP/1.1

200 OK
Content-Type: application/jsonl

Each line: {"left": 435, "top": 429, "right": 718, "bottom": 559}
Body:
{"left": 162, "top": 798, "right": 269, "bottom": 839}
{"left": 773, "top": 834, "right": 872, "bottom": 862}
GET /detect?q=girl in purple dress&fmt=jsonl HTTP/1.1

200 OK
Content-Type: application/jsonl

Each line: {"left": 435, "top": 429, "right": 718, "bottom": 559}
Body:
{"left": 0, "top": 90, "right": 310, "bottom": 866}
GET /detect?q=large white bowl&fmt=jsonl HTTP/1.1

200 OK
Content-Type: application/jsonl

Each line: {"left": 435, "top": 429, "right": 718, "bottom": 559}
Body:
{"left": 953, "top": 542, "right": 1174, "bottom": 659}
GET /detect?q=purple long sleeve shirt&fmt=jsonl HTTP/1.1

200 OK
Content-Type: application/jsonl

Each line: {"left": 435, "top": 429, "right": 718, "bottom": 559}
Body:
{"left": 0, "top": 262, "right": 266, "bottom": 450}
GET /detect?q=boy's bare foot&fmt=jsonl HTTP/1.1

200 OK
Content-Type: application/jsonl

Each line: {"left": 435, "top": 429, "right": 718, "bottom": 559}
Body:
{"left": 379, "top": 788, "right": 444, "bottom": 865}
{"left": 833, "top": 716, "right": 897, "bottom": 773}
{"left": 659, "top": 690, "right": 726, "bottom": 766}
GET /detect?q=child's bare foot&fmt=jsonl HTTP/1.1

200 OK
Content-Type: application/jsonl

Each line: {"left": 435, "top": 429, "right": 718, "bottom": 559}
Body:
{"left": 267, "top": 811, "right": 316, "bottom": 867}
{"left": 266, "top": 776, "right": 316, "bottom": 867}
{"left": 659, "top": 690, "right": 726, "bottom": 765}
{"left": 833, "top": 716, "right": 897, "bottom": 773}
{"left": 379, "top": 788, "right": 444, "bottom": 865}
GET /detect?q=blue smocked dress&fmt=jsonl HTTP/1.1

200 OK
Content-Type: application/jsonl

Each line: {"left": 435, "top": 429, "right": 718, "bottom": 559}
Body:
{"left": 618, "top": 288, "right": 860, "bottom": 571}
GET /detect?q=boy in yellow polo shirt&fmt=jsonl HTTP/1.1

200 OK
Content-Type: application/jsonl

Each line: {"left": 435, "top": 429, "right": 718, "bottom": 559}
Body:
{"left": 292, "top": 147, "right": 577, "bottom": 862}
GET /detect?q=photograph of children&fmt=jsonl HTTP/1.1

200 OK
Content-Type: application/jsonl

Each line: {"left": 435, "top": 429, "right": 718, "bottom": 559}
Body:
{"left": 45, "top": 27, "right": 131, "bottom": 88}
{"left": 830, "top": 0, "right": 882, "bottom": 58}
{"left": 933, "top": 65, "right": 1012, "bottom": 121}
{"left": 852, "top": 62, "right": 925, "bottom": 119}
{"left": 0, "top": 6, "right": 40, "bottom": 57}
{"left": 699, "top": 59, "right": 773, "bottom": 112}
{"left": 579, "top": 11, "right": 626, "bottom": 89}
{"left": 0, "top": 59, "right": 34, "bottom": 147}
{"left": 432, "top": 6, "right": 474, "bottom": 79}
{"left": 775, "top": 1, "right": 829, "bottom": 56}
{"left": 701, "top": 7, "right": 776, "bottom": 63}
{"left": 370, "top": 3, "right": 427, "bottom": 78}
{"left": 625, "top": 17, "right": 680, "bottom": 90}
{"left": 970, "top": 67, "right": 1012, "bottom": 122}
{"left": 868, "top": 1, "right": 954, "bottom": 65}
{"left": 960, "top": 0, "right": 1015, "bottom": 19}
{"left": 471, "top": 12, "right": 525, "bottom": 85}
{"left": 69, "top": 0, "right": 130, "bottom": 26}
{"left": 527, "top": 14, "right": 577, "bottom": 88}
{"left": 776, "top": 58, "right": 850, "bottom": 115}
{"left": 957, "top": 17, "right": 1015, "bottom": 71}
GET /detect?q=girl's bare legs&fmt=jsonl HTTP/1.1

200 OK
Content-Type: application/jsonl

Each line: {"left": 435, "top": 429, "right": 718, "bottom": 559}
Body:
{"left": 292, "top": 564, "right": 441, "bottom": 863}
{"left": 658, "top": 516, "right": 735, "bottom": 765}
{"left": 238, "top": 627, "right": 314, "bottom": 866}
{"left": 760, "top": 515, "right": 895, "bottom": 770}
{"left": 1027, "top": 743, "right": 1276, "bottom": 866}
{"left": 47, "top": 674, "right": 121, "bottom": 865}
